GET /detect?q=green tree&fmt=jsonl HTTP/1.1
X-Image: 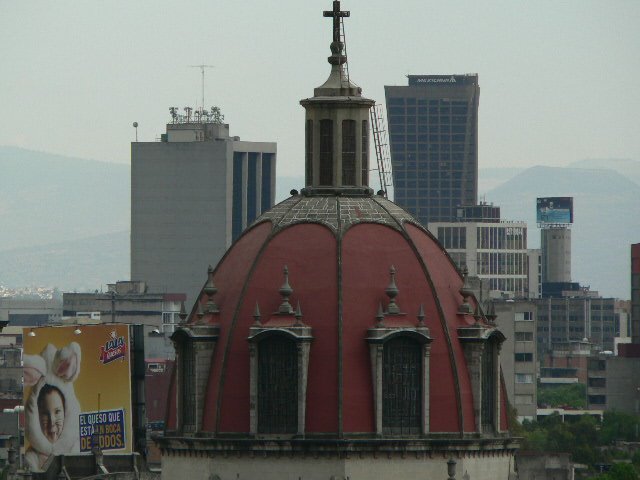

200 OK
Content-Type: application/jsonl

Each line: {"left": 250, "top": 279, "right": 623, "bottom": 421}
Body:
{"left": 537, "top": 383, "right": 587, "bottom": 408}
{"left": 600, "top": 411, "right": 640, "bottom": 444}
{"left": 608, "top": 463, "right": 639, "bottom": 480}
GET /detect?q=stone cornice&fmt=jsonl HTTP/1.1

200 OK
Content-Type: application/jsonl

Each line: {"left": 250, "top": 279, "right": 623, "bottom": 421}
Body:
{"left": 154, "top": 434, "right": 519, "bottom": 457}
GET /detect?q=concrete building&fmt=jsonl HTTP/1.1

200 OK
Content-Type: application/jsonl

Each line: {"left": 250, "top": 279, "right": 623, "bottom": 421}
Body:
{"left": 385, "top": 74, "right": 479, "bottom": 224}
{"left": 493, "top": 300, "right": 538, "bottom": 421}
{"left": 535, "top": 296, "right": 625, "bottom": 354}
{"left": 0, "top": 298, "right": 61, "bottom": 327}
{"left": 587, "top": 352, "right": 640, "bottom": 413}
{"left": 527, "top": 248, "right": 542, "bottom": 299}
{"left": 429, "top": 219, "right": 530, "bottom": 298}
{"left": 540, "top": 339, "right": 595, "bottom": 385}
{"left": 156, "top": 3, "right": 518, "bottom": 479}
{"left": 515, "top": 452, "right": 575, "bottom": 480}
{"left": 131, "top": 119, "right": 276, "bottom": 305}
{"left": 541, "top": 227, "right": 571, "bottom": 284}
{"left": 63, "top": 281, "right": 185, "bottom": 334}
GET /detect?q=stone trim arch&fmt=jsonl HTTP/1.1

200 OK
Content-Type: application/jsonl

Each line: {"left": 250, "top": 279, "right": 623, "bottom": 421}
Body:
{"left": 248, "top": 324, "right": 313, "bottom": 437}
{"left": 366, "top": 326, "right": 432, "bottom": 436}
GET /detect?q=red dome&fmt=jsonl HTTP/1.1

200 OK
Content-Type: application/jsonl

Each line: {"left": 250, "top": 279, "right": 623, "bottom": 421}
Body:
{"left": 166, "top": 193, "right": 509, "bottom": 436}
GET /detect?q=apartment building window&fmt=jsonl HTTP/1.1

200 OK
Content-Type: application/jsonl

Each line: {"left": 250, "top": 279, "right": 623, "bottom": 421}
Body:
{"left": 515, "top": 332, "right": 533, "bottom": 342}
{"left": 515, "top": 394, "right": 534, "bottom": 405}
{"left": 515, "top": 374, "right": 534, "bottom": 384}
{"left": 515, "top": 353, "right": 533, "bottom": 362}
{"left": 588, "top": 395, "right": 606, "bottom": 405}
{"left": 515, "top": 312, "right": 534, "bottom": 322}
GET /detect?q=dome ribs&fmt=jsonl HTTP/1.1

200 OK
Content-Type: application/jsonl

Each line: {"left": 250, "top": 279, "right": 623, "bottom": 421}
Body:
{"left": 335, "top": 196, "right": 345, "bottom": 437}
{"left": 208, "top": 198, "right": 305, "bottom": 434}
{"left": 372, "top": 197, "right": 467, "bottom": 436}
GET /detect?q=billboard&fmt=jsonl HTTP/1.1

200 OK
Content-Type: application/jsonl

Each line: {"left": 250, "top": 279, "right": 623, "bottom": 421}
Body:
{"left": 23, "top": 324, "right": 133, "bottom": 472}
{"left": 536, "top": 197, "right": 573, "bottom": 224}
{"left": 408, "top": 74, "right": 478, "bottom": 87}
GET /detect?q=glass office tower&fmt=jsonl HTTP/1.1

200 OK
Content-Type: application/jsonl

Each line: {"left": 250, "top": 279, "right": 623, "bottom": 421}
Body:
{"left": 385, "top": 74, "right": 480, "bottom": 225}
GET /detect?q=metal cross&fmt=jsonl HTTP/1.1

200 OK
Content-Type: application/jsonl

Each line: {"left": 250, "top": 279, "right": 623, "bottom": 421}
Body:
{"left": 323, "top": 1, "right": 350, "bottom": 43}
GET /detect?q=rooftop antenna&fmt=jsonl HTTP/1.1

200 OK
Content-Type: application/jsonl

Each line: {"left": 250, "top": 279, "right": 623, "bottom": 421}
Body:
{"left": 190, "top": 64, "right": 215, "bottom": 111}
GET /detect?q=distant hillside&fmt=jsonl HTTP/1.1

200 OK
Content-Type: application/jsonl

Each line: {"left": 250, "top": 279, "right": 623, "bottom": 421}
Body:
{"left": 0, "top": 146, "right": 129, "bottom": 252}
{"left": 1, "top": 147, "right": 636, "bottom": 298}
{"left": 569, "top": 158, "right": 640, "bottom": 186}
{"left": 0, "top": 230, "right": 129, "bottom": 291}
{"left": 478, "top": 167, "right": 525, "bottom": 195}
{"left": 486, "top": 166, "right": 640, "bottom": 299}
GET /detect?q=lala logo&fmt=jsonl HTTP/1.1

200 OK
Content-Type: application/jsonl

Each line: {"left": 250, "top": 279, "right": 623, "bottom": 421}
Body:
{"left": 99, "top": 330, "right": 127, "bottom": 364}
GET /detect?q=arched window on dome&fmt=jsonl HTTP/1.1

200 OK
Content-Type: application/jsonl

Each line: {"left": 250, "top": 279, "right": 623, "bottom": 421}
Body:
{"left": 180, "top": 341, "right": 196, "bottom": 430}
{"left": 382, "top": 336, "right": 422, "bottom": 435}
{"left": 257, "top": 335, "right": 298, "bottom": 434}
{"left": 367, "top": 328, "right": 432, "bottom": 437}
{"left": 248, "top": 324, "right": 313, "bottom": 437}
{"left": 171, "top": 324, "right": 220, "bottom": 435}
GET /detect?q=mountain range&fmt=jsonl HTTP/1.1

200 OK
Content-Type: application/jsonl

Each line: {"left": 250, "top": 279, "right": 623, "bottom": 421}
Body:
{"left": 0, "top": 146, "right": 637, "bottom": 298}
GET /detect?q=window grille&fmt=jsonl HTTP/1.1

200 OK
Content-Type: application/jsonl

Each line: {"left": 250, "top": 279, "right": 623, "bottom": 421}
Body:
{"left": 382, "top": 337, "right": 421, "bottom": 435}
{"left": 258, "top": 336, "right": 298, "bottom": 434}
{"left": 181, "top": 342, "right": 196, "bottom": 428}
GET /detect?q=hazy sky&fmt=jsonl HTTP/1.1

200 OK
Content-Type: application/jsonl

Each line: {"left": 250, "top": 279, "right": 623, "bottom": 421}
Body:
{"left": 1, "top": 0, "right": 639, "bottom": 177}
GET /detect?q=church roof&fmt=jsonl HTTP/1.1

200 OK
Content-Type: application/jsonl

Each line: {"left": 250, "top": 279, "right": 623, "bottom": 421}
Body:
{"left": 164, "top": 0, "right": 510, "bottom": 443}
{"left": 166, "top": 191, "right": 508, "bottom": 436}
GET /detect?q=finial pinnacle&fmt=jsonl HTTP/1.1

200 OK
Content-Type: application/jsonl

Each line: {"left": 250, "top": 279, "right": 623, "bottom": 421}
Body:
{"left": 385, "top": 265, "right": 401, "bottom": 314}
{"left": 417, "top": 304, "right": 425, "bottom": 326}
{"left": 295, "top": 301, "right": 303, "bottom": 325}
{"left": 376, "top": 302, "right": 385, "bottom": 326}
{"left": 278, "top": 265, "right": 294, "bottom": 314}
{"left": 253, "top": 302, "right": 262, "bottom": 325}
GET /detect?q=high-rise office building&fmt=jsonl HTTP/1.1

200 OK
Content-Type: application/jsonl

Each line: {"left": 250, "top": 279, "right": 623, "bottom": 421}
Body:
{"left": 428, "top": 218, "right": 530, "bottom": 297}
{"left": 385, "top": 74, "right": 480, "bottom": 224}
{"left": 131, "top": 117, "right": 276, "bottom": 305}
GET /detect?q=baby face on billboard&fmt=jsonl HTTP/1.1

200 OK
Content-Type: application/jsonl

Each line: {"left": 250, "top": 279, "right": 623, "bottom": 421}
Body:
{"left": 37, "top": 385, "right": 65, "bottom": 443}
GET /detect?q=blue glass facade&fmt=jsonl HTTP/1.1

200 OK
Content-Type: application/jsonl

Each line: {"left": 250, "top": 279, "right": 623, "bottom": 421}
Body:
{"left": 261, "top": 153, "right": 273, "bottom": 212}
{"left": 385, "top": 75, "right": 479, "bottom": 225}
{"left": 232, "top": 152, "right": 276, "bottom": 242}
{"left": 247, "top": 153, "right": 258, "bottom": 225}
{"left": 232, "top": 153, "right": 244, "bottom": 241}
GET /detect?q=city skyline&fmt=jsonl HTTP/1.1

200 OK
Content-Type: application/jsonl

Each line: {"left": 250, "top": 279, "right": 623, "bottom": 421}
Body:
{"left": 1, "top": 0, "right": 639, "bottom": 178}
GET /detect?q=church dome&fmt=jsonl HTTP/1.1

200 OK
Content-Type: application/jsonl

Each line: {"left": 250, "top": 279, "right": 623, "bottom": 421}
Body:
{"left": 165, "top": 191, "right": 509, "bottom": 436}
{"left": 159, "top": 3, "right": 516, "bottom": 478}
